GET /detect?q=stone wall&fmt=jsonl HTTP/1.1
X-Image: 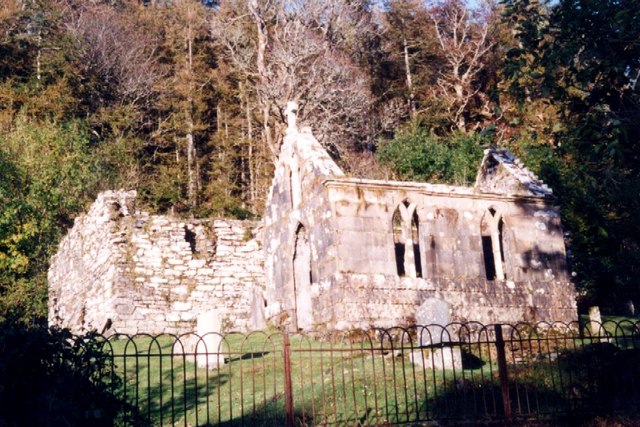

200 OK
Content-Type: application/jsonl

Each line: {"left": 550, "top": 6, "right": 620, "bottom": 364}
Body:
{"left": 263, "top": 114, "right": 577, "bottom": 331}
{"left": 330, "top": 276, "right": 576, "bottom": 329}
{"left": 263, "top": 125, "right": 344, "bottom": 327}
{"left": 305, "top": 180, "right": 575, "bottom": 329}
{"left": 48, "top": 191, "right": 265, "bottom": 335}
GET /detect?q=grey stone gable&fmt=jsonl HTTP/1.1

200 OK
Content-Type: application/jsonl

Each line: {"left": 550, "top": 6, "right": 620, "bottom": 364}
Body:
{"left": 474, "top": 148, "right": 553, "bottom": 197}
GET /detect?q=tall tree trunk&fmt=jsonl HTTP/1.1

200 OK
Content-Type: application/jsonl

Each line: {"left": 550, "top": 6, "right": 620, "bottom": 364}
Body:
{"left": 185, "top": 6, "right": 198, "bottom": 209}
{"left": 35, "top": 46, "right": 41, "bottom": 82}
{"left": 402, "top": 35, "right": 416, "bottom": 118}
{"left": 186, "top": 131, "right": 197, "bottom": 208}
{"left": 245, "top": 85, "right": 256, "bottom": 206}
{"left": 249, "top": 0, "right": 279, "bottom": 163}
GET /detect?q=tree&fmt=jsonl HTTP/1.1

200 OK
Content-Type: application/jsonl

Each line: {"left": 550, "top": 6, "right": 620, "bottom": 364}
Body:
{"left": 212, "top": 0, "right": 377, "bottom": 163}
{"left": 152, "top": 0, "right": 212, "bottom": 211}
{"left": 430, "top": 0, "right": 495, "bottom": 132}
{"left": 260, "top": 11, "right": 374, "bottom": 155}
{"left": 548, "top": 0, "right": 640, "bottom": 309}
{"left": 67, "top": 2, "right": 160, "bottom": 113}
{"left": 497, "top": 0, "right": 560, "bottom": 151}
{"left": 380, "top": 0, "right": 429, "bottom": 118}
{"left": 376, "top": 123, "right": 485, "bottom": 184}
{"left": 0, "top": 119, "right": 107, "bottom": 323}
{"left": 501, "top": 0, "right": 640, "bottom": 310}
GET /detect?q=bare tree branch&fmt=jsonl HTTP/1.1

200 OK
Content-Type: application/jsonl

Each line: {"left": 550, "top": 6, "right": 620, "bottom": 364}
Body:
{"left": 431, "top": 0, "right": 494, "bottom": 131}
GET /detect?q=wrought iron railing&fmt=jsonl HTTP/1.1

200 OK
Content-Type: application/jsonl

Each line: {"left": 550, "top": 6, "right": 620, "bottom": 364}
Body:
{"left": 85, "top": 320, "right": 640, "bottom": 426}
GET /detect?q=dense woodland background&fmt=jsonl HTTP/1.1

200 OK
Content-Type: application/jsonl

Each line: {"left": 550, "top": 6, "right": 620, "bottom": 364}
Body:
{"left": 0, "top": 0, "right": 638, "bottom": 324}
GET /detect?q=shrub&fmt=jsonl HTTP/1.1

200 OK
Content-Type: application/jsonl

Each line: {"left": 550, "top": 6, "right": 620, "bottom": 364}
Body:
{"left": 376, "top": 125, "right": 486, "bottom": 185}
{"left": 0, "top": 322, "right": 133, "bottom": 427}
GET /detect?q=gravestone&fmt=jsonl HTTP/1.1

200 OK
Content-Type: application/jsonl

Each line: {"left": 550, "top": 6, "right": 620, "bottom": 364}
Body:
{"left": 173, "top": 310, "right": 225, "bottom": 369}
{"left": 411, "top": 298, "right": 462, "bottom": 370}
{"left": 251, "top": 287, "right": 266, "bottom": 330}
{"left": 624, "top": 300, "right": 635, "bottom": 317}
{"left": 416, "top": 298, "right": 451, "bottom": 345}
{"left": 196, "top": 310, "right": 224, "bottom": 369}
{"left": 588, "top": 306, "right": 602, "bottom": 336}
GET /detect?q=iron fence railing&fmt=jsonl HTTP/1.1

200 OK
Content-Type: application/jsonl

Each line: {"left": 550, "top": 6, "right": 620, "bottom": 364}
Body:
{"left": 86, "top": 320, "right": 640, "bottom": 426}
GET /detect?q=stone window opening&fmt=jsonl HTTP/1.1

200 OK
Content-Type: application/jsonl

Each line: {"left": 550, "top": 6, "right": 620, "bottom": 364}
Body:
{"left": 293, "top": 223, "right": 313, "bottom": 330}
{"left": 393, "top": 201, "right": 422, "bottom": 278}
{"left": 183, "top": 225, "right": 217, "bottom": 259}
{"left": 184, "top": 226, "right": 197, "bottom": 253}
{"left": 481, "top": 208, "right": 507, "bottom": 281}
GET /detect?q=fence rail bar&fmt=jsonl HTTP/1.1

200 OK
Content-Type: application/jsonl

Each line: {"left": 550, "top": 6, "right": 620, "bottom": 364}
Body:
{"left": 283, "top": 332, "right": 295, "bottom": 427}
{"left": 494, "top": 324, "right": 512, "bottom": 421}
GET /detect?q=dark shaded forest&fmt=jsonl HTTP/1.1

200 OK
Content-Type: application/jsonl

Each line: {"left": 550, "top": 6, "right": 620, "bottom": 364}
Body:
{"left": 0, "top": 0, "right": 638, "bottom": 323}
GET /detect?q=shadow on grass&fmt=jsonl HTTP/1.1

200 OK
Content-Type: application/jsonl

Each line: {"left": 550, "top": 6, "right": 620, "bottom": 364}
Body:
{"left": 415, "top": 343, "right": 640, "bottom": 425}
{"left": 226, "top": 351, "right": 270, "bottom": 363}
{"left": 113, "top": 344, "right": 283, "bottom": 426}
{"left": 115, "top": 352, "right": 233, "bottom": 425}
{"left": 204, "top": 346, "right": 640, "bottom": 426}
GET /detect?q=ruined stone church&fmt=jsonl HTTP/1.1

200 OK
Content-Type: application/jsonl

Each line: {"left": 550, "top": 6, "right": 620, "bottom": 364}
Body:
{"left": 48, "top": 105, "right": 576, "bottom": 334}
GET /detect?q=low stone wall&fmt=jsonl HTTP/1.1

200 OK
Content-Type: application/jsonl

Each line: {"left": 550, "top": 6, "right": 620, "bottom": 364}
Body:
{"left": 48, "top": 191, "right": 265, "bottom": 335}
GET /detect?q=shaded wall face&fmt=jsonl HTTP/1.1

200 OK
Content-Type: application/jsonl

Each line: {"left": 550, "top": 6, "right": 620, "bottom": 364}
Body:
{"left": 314, "top": 183, "right": 576, "bottom": 328}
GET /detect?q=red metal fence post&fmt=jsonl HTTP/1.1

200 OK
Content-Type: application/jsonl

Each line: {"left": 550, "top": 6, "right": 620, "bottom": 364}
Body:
{"left": 494, "top": 324, "right": 512, "bottom": 421}
{"left": 283, "top": 332, "right": 295, "bottom": 427}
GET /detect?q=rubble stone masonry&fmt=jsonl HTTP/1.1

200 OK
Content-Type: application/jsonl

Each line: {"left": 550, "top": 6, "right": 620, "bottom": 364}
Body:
{"left": 48, "top": 190, "right": 265, "bottom": 335}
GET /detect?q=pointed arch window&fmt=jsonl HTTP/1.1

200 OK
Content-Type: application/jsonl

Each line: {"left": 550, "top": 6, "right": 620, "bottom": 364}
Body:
{"left": 481, "top": 208, "right": 507, "bottom": 280}
{"left": 293, "top": 224, "right": 313, "bottom": 330}
{"left": 392, "top": 201, "right": 422, "bottom": 278}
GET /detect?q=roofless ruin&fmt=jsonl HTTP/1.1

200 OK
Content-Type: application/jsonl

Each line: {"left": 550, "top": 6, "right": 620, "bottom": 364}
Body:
{"left": 49, "top": 103, "right": 576, "bottom": 334}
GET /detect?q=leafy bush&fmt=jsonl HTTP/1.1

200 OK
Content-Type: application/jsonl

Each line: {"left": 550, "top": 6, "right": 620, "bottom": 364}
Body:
{"left": 0, "top": 118, "right": 109, "bottom": 324}
{"left": 0, "top": 323, "right": 134, "bottom": 427}
{"left": 376, "top": 125, "right": 486, "bottom": 185}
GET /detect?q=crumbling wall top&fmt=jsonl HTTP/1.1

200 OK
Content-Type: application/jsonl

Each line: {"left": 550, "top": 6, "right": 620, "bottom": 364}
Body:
{"left": 474, "top": 148, "right": 553, "bottom": 197}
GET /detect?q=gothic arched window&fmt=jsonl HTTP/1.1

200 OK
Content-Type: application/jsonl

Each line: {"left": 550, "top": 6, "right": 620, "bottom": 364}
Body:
{"left": 481, "top": 208, "right": 507, "bottom": 280}
{"left": 392, "top": 201, "right": 422, "bottom": 278}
